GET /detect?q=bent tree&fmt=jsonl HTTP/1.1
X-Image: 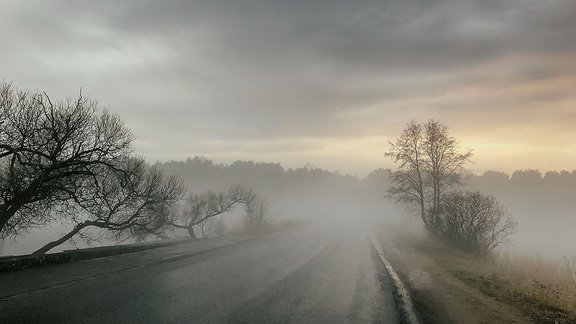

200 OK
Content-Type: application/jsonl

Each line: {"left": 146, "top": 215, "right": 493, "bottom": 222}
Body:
{"left": 0, "top": 83, "right": 133, "bottom": 238}
{"left": 33, "top": 158, "right": 184, "bottom": 254}
{"left": 168, "top": 185, "right": 255, "bottom": 239}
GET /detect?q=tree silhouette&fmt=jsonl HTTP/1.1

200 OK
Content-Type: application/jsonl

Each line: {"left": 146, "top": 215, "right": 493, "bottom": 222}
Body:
{"left": 385, "top": 120, "right": 471, "bottom": 230}
{"left": 33, "top": 158, "right": 184, "bottom": 254}
{"left": 0, "top": 83, "right": 132, "bottom": 238}
{"left": 167, "top": 185, "right": 255, "bottom": 239}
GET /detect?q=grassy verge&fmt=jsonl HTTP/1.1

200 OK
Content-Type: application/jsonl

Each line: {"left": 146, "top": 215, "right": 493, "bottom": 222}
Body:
{"left": 381, "top": 229, "right": 576, "bottom": 323}
{"left": 451, "top": 253, "right": 576, "bottom": 323}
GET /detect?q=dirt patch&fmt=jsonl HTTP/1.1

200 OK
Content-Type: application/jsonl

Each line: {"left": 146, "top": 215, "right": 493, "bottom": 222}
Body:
{"left": 376, "top": 229, "right": 548, "bottom": 324}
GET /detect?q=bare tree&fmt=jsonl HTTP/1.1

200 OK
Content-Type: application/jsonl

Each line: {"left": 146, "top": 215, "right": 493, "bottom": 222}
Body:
{"left": 385, "top": 121, "right": 428, "bottom": 225}
{"left": 0, "top": 83, "right": 133, "bottom": 238}
{"left": 435, "top": 191, "right": 517, "bottom": 256}
{"left": 32, "top": 158, "right": 184, "bottom": 254}
{"left": 168, "top": 185, "right": 255, "bottom": 239}
{"left": 243, "top": 198, "right": 268, "bottom": 233}
{"left": 385, "top": 120, "right": 472, "bottom": 230}
{"left": 199, "top": 216, "right": 227, "bottom": 238}
{"left": 424, "top": 121, "right": 472, "bottom": 226}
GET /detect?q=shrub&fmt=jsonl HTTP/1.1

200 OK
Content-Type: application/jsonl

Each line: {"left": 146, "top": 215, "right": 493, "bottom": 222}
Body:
{"left": 432, "top": 191, "right": 517, "bottom": 256}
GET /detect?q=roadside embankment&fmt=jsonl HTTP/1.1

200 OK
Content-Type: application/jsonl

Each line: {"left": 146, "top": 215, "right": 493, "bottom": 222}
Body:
{"left": 376, "top": 227, "right": 576, "bottom": 323}
{"left": 0, "top": 238, "right": 192, "bottom": 273}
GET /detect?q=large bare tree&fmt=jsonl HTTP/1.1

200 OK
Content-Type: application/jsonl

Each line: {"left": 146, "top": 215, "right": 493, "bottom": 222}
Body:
{"left": 0, "top": 83, "right": 133, "bottom": 238}
{"left": 386, "top": 120, "right": 472, "bottom": 230}
{"left": 424, "top": 120, "right": 472, "bottom": 227}
{"left": 33, "top": 158, "right": 184, "bottom": 254}
{"left": 385, "top": 121, "right": 428, "bottom": 225}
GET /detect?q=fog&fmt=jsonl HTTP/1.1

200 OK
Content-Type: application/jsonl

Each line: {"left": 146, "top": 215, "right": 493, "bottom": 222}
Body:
{"left": 160, "top": 161, "right": 576, "bottom": 263}
{"left": 468, "top": 170, "right": 576, "bottom": 260}
{"left": 0, "top": 158, "right": 402, "bottom": 255}
{"left": 4, "top": 156, "right": 573, "bottom": 264}
{"left": 1, "top": 1, "right": 575, "bottom": 262}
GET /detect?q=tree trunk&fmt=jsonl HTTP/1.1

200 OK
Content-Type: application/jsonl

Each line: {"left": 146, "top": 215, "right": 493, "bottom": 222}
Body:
{"left": 418, "top": 187, "right": 427, "bottom": 227}
{"left": 0, "top": 214, "right": 9, "bottom": 236}
{"left": 33, "top": 222, "right": 90, "bottom": 255}
{"left": 187, "top": 226, "right": 197, "bottom": 239}
{"left": 420, "top": 200, "right": 426, "bottom": 225}
{"left": 0, "top": 206, "right": 17, "bottom": 236}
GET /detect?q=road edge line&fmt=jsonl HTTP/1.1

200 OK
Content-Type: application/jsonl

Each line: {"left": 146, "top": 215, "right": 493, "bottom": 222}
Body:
{"left": 370, "top": 234, "right": 420, "bottom": 324}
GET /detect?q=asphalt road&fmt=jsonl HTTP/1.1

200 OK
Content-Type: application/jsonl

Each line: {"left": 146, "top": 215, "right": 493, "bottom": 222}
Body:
{"left": 0, "top": 224, "right": 400, "bottom": 323}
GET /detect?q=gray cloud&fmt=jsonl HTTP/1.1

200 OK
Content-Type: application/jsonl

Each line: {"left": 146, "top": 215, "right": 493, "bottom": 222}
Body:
{"left": 1, "top": 0, "right": 575, "bottom": 172}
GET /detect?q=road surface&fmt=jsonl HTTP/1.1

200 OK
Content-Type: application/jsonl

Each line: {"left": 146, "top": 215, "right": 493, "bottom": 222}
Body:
{"left": 0, "top": 224, "right": 400, "bottom": 323}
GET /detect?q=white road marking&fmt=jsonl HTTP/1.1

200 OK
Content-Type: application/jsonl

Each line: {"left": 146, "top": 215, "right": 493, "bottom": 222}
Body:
{"left": 370, "top": 234, "right": 420, "bottom": 324}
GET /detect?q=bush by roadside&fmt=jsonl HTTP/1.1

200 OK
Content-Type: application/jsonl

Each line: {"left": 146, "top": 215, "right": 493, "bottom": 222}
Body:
{"left": 432, "top": 191, "right": 517, "bottom": 257}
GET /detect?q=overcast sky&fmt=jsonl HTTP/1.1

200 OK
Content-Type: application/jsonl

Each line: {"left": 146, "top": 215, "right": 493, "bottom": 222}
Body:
{"left": 1, "top": 0, "right": 575, "bottom": 176}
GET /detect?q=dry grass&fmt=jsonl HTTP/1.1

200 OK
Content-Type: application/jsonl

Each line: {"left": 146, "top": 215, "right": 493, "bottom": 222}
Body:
{"left": 387, "top": 227, "right": 576, "bottom": 323}
{"left": 491, "top": 253, "right": 576, "bottom": 318}
{"left": 439, "top": 247, "right": 576, "bottom": 323}
{"left": 564, "top": 254, "right": 576, "bottom": 290}
{"left": 380, "top": 230, "right": 534, "bottom": 323}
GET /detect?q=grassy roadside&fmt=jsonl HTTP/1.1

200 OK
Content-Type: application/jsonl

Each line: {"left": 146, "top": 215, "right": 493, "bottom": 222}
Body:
{"left": 378, "top": 228, "right": 576, "bottom": 323}
{"left": 449, "top": 252, "right": 576, "bottom": 323}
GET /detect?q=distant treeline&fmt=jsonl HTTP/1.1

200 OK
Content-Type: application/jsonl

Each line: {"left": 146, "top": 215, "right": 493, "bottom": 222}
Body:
{"left": 156, "top": 157, "right": 369, "bottom": 195}
{"left": 156, "top": 157, "right": 576, "bottom": 224}
{"left": 156, "top": 157, "right": 576, "bottom": 194}
{"left": 155, "top": 157, "right": 396, "bottom": 224}
{"left": 470, "top": 170, "right": 576, "bottom": 188}
{"left": 155, "top": 157, "right": 574, "bottom": 259}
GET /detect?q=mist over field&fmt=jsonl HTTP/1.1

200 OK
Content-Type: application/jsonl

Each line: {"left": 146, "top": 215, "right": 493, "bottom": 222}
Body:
{"left": 1, "top": 1, "right": 575, "bottom": 260}
{"left": 468, "top": 170, "right": 576, "bottom": 260}
{"left": 4, "top": 156, "right": 574, "bottom": 264}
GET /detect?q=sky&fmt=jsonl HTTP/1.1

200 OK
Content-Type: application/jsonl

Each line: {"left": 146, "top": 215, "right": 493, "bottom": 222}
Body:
{"left": 1, "top": 0, "right": 575, "bottom": 176}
